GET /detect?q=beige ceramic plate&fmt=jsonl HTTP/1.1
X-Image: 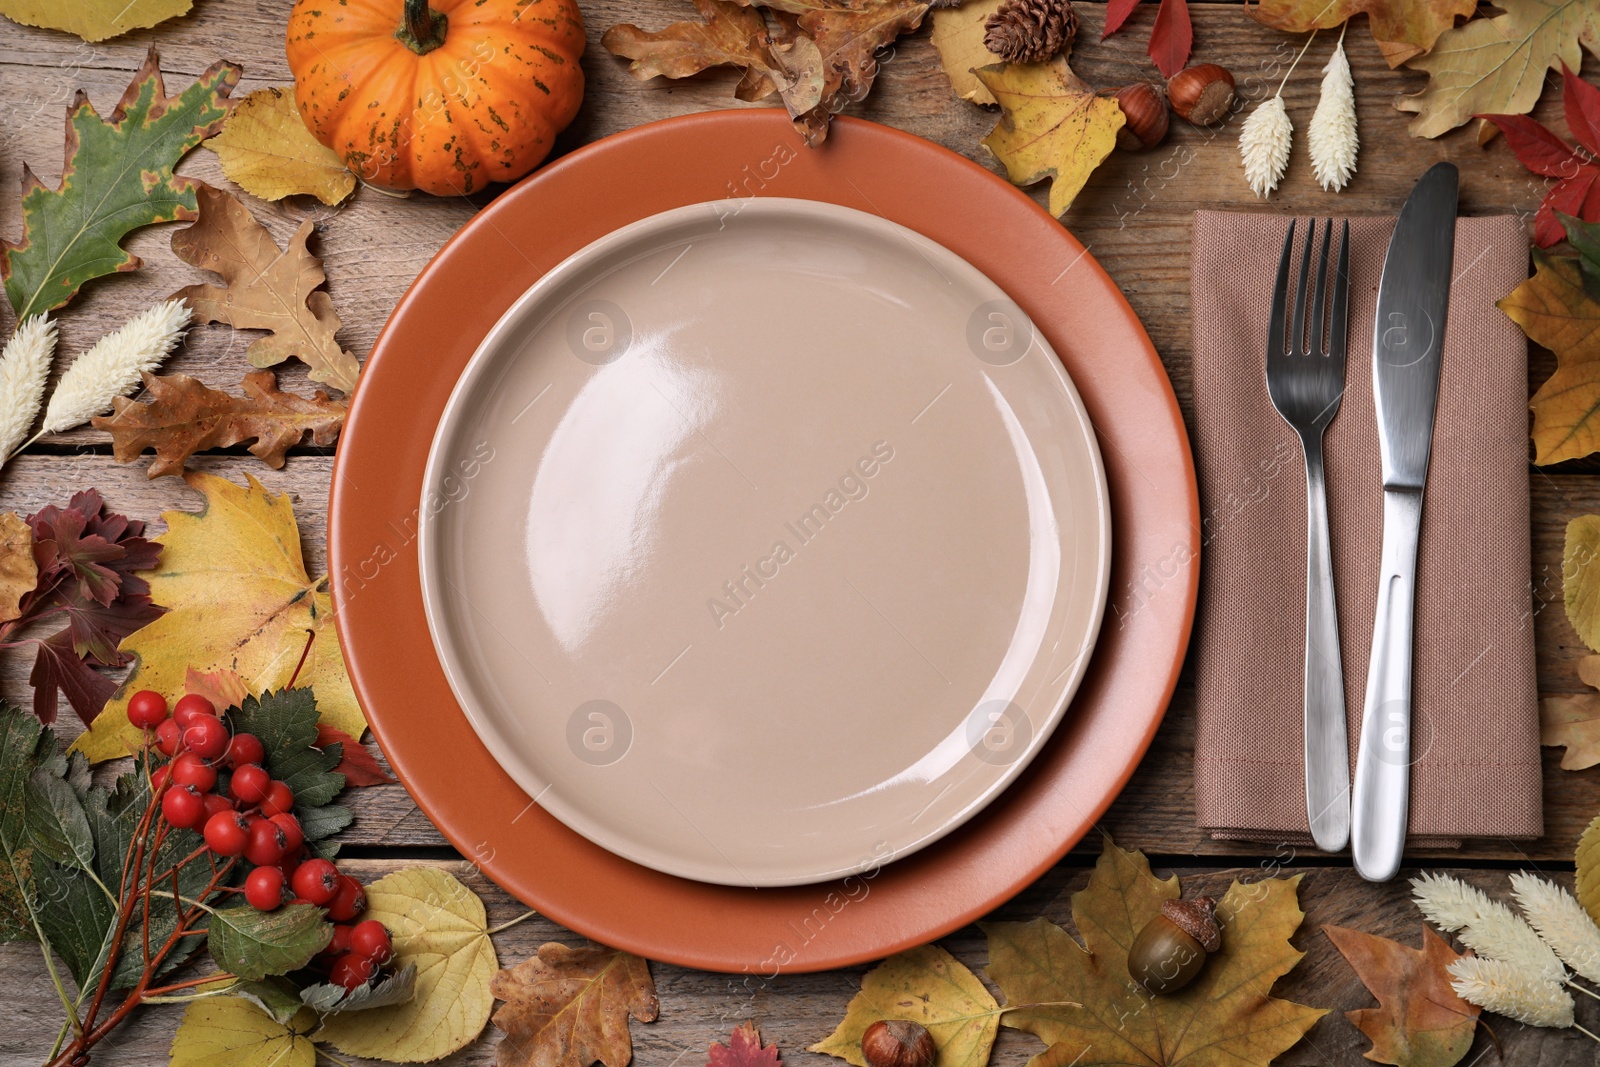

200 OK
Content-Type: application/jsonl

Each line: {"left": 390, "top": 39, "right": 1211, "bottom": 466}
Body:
{"left": 418, "top": 198, "right": 1109, "bottom": 887}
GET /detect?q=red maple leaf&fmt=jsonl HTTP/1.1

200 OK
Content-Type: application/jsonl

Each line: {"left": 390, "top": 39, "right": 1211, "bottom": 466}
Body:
{"left": 708, "top": 1022, "right": 781, "bottom": 1067}
{"left": 1102, "top": 0, "right": 1191, "bottom": 79}
{"left": 316, "top": 723, "right": 394, "bottom": 787}
{"left": 1481, "top": 67, "right": 1600, "bottom": 248}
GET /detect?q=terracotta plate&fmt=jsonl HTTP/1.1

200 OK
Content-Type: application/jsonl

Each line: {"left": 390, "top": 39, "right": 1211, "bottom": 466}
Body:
{"left": 331, "top": 110, "right": 1198, "bottom": 971}
{"left": 417, "top": 198, "right": 1110, "bottom": 887}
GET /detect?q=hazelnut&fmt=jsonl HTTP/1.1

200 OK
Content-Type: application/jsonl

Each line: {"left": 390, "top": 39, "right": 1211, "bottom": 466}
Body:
{"left": 861, "top": 1019, "right": 936, "bottom": 1067}
{"left": 1126, "top": 896, "right": 1222, "bottom": 995}
{"left": 1167, "top": 64, "right": 1236, "bottom": 126}
{"left": 1113, "top": 82, "right": 1169, "bottom": 151}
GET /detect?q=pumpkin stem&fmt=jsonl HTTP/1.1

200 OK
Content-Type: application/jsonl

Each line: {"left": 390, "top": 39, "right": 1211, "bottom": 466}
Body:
{"left": 396, "top": 0, "right": 447, "bottom": 55}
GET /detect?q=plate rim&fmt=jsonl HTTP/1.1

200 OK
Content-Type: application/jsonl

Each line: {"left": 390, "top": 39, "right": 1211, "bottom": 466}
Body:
{"left": 415, "top": 195, "right": 1112, "bottom": 887}
{"left": 330, "top": 109, "right": 1199, "bottom": 972}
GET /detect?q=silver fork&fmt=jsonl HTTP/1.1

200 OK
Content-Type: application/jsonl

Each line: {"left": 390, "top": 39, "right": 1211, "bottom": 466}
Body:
{"left": 1266, "top": 218, "right": 1351, "bottom": 853}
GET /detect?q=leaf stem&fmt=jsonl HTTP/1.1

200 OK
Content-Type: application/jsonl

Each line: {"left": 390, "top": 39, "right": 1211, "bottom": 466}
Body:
{"left": 1276, "top": 30, "right": 1318, "bottom": 97}
{"left": 141, "top": 972, "right": 237, "bottom": 998}
{"left": 486, "top": 910, "right": 538, "bottom": 936}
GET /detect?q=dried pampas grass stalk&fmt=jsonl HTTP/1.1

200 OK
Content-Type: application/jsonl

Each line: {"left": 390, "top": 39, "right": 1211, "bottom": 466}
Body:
{"left": 0, "top": 316, "right": 57, "bottom": 463}
{"left": 38, "top": 300, "right": 190, "bottom": 439}
{"left": 1447, "top": 956, "right": 1580, "bottom": 1030}
{"left": 1308, "top": 24, "right": 1357, "bottom": 191}
{"left": 1411, "top": 872, "right": 1566, "bottom": 981}
{"left": 1511, "top": 873, "right": 1600, "bottom": 984}
{"left": 1240, "top": 30, "right": 1315, "bottom": 197}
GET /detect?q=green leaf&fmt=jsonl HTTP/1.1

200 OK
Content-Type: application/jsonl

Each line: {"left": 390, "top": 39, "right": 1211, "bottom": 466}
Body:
{"left": 230, "top": 688, "right": 346, "bottom": 817}
{"left": 300, "top": 962, "right": 417, "bottom": 1014}
{"left": 0, "top": 704, "right": 54, "bottom": 942}
{"left": 34, "top": 860, "right": 113, "bottom": 988}
{"left": 1560, "top": 212, "right": 1600, "bottom": 287}
{"left": 25, "top": 767, "right": 95, "bottom": 873}
{"left": 209, "top": 903, "right": 331, "bottom": 980}
{"left": 297, "top": 803, "right": 352, "bottom": 846}
{"left": 0, "top": 49, "right": 240, "bottom": 320}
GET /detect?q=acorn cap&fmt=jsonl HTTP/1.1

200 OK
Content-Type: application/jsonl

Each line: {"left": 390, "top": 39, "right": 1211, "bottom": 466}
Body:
{"left": 1160, "top": 897, "right": 1221, "bottom": 953}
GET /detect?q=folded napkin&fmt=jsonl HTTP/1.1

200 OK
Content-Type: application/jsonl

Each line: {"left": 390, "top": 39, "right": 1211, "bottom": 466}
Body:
{"left": 1190, "top": 210, "right": 1541, "bottom": 846}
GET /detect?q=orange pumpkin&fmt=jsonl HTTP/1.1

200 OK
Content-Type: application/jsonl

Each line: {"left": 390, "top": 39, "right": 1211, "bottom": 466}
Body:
{"left": 286, "top": 0, "right": 585, "bottom": 196}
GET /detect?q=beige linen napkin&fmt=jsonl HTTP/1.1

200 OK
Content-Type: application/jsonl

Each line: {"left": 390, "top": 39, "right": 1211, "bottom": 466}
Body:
{"left": 1190, "top": 210, "right": 1541, "bottom": 846}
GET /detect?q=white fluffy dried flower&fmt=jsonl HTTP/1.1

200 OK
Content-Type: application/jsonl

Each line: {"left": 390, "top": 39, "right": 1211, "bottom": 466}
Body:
{"left": 1240, "top": 95, "right": 1292, "bottom": 197}
{"left": 0, "top": 315, "right": 56, "bottom": 461}
{"left": 1448, "top": 956, "right": 1575, "bottom": 1028}
{"left": 1511, "top": 873, "right": 1600, "bottom": 983}
{"left": 1412, "top": 872, "right": 1566, "bottom": 981}
{"left": 41, "top": 300, "right": 189, "bottom": 435}
{"left": 1309, "top": 39, "right": 1357, "bottom": 191}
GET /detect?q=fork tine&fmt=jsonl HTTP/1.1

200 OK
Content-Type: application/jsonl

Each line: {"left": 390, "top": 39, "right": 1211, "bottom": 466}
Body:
{"left": 1328, "top": 220, "right": 1350, "bottom": 365}
{"left": 1290, "top": 217, "right": 1314, "bottom": 355}
{"left": 1310, "top": 218, "right": 1332, "bottom": 356}
{"left": 1269, "top": 220, "right": 1295, "bottom": 358}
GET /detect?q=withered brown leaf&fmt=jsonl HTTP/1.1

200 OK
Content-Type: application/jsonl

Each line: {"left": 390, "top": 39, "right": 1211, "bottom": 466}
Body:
{"left": 172, "top": 184, "right": 360, "bottom": 395}
{"left": 490, "top": 943, "right": 658, "bottom": 1067}
{"left": 93, "top": 370, "right": 345, "bottom": 478}
{"left": 1324, "top": 925, "right": 1480, "bottom": 1067}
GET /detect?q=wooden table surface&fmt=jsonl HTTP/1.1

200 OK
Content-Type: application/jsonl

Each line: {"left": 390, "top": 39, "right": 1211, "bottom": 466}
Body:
{"left": 2, "top": 1, "right": 1597, "bottom": 1063}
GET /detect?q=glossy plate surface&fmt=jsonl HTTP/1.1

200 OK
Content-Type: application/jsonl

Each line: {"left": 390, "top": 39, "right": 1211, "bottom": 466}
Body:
{"left": 331, "top": 110, "right": 1198, "bottom": 971}
{"left": 418, "top": 198, "right": 1109, "bottom": 887}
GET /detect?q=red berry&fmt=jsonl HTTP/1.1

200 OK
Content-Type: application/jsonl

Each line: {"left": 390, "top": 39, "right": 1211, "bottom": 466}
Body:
{"left": 244, "top": 819, "right": 288, "bottom": 866}
{"left": 261, "top": 781, "right": 295, "bottom": 817}
{"left": 245, "top": 866, "right": 287, "bottom": 911}
{"left": 172, "top": 693, "right": 217, "bottom": 729}
{"left": 230, "top": 764, "right": 271, "bottom": 806}
{"left": 127, "top": 690, "right": 168, "bottom": 729}
{"left": 155, "top": 719, "right": 182, "bottom": 756}
{"left": 319, "top": 923, "right": 353, "bottom": 961}
{"left": 183, "top": 716, "right": 229, "bottom": 760}
{"left": 162, "top": 785, "right": 205, "bottom": 830}
{"left": 276, "top": 849, "right": 303, "bottom": 881}
{"left": 350, "top": 919, "right": 391, "bottom": 962}
{"left": 202, "top": 793, "right": 232, "bottom": 820}
{"left": 203, "top": 811, "right": 250, "bottom": 856}
{"left": 150, "top": 764, "right": 173, "bottom": 791}
{"left": 329, "top": 953, "right": 375, "bottom": 991}
{"left": 171, "top": 752, "right": 217, "bottom": 793}
{"left": 291, "top": 859, "right": 339, "bottom": 906}
{"left": 327, "top": 875, "right": 366, "bottom": 922}
{"left": 227, "top": 732, "right": 265, "bottom": 768}
{"left": 269, "top": 813, "right": 304, "bottom": 853}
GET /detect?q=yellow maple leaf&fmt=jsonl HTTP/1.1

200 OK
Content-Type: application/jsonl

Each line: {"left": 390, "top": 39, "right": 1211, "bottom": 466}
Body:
{"left": 169, "top": 996, "right": 317, "bottom": 1067}
{"left": 930, "top": 0, "right": 1007, "bottom": 106}
{"left": 975, "top": 58, "right": 1124, "bottom": 218}
{"left": 205, "top": 87, "right": 355, "bottom": 206}
{"left": 1503, "top": 251, "right": 1600, "bottom": 465}
{"left": 0, "top": 512, "right": 35, "bottom": 623}
{"left": 0, "top": 0, "right": 190, "bottom": 41}
{"left": 73, "top": 470, "right": 362, "bottom": 762}
{"left": 1579, "top": 813, "right": 1600, "bottom": 925}
{"left": 316, "top": 867, "right": 498, "bottom": 1062}
{"left": 1396, "top": 0, "right": 1600, "bottom": 138}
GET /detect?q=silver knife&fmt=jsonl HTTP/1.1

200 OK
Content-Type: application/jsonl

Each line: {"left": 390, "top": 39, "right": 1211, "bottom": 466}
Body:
{"left": 1350, "top": 163, "right": 1458, "bottom": 883}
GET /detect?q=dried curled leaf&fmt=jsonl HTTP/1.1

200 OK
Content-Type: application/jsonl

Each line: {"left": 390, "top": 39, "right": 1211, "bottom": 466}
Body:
{"left": 0, "top": 512, "right": 35, "bottom": 623}
{"left": 1324, "top": 925, "right": 1480, "bottom": 1067}
{"left": 93, "top": 370, "right": 346, "bottom": 479}
{"left": 0, "top": 0, "right": 192, "bottom": 41}
{"left": 491, "top": 943, "right": 659, "bottom": 1067}
{"left": 929, "top": 0, "right": 1006, "bottom": 105}
{"left": 205, "top": 87, "right": 355, "bottom": 205}
{"left": 172, "top": 185, "right": 360, "bottom": 395}
{"left": 809, "top": 944, "right": 1000, "bottom": 1067}
{"left": 976, "top": 57, "right": 1124, "bottom": 217}
{"left": 1249, "top": 0, "right": 1476, "bottom": 67}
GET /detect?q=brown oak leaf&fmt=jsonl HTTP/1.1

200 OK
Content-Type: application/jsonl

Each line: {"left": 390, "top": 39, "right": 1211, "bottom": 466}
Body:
{"left": 93, "top": 370, "right": 345, "bottom": 479}
{"left": 710, "top": 1022, "right": 781, "bottom": 1067}
{"left": 0, "top": 512, "right": 36, "bottom": 623}
{"left": 490, "top": 943, "right": 658, "bottom": 1067}
{"left": 172, "top": 184, "right": 360, "bottom": 394}
{"left": 1324, "top": 925, "right": 1479, "bottom": 1067}
{"left": 1542, "top": 654, "right": 1600, "bottom": 769}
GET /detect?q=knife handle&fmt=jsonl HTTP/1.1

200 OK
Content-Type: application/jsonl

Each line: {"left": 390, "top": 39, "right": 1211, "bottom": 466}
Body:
{"left": 1351, "top": 488, "right": 1423, "bottom": 882}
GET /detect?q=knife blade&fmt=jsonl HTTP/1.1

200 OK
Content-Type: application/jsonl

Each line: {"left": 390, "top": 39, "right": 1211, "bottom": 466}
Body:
{"left": 1350, "top": 162, "right": 1458, "bottom": 883}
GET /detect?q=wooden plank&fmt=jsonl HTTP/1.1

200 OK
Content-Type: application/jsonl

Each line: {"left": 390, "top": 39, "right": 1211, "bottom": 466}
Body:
{"left": 0, "top": 859, "right": 1592, "bottom": 1066}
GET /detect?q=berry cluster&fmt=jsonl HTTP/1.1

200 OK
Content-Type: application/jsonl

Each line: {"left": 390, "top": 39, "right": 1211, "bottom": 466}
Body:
{"left": 127, "top": 689, "right": 393, "bottom": 990}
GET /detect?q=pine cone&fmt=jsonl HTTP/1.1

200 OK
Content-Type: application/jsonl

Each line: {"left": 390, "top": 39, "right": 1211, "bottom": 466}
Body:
{"left": 984, "top": 0, "right": 1078, "bottom": 64}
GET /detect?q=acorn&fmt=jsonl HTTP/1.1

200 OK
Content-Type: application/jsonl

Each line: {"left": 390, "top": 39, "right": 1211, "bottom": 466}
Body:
{"left": 1126, "top": 896, "right": 1222, "bottom": 994}
{"left": 1167, "top": 64, "right": 1236, "bottom": 126}
{"left": 1113, "top": 82, "right": 1169, "bottom": 151}
{"left": 861, "top": 1020, "right": 936, "bottom": 1067}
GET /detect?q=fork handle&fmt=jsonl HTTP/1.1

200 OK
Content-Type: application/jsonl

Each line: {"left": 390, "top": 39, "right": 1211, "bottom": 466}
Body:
{"left": 1301, "top": 435, "right": 1349, "bottom": 853}
{"left": 1351, "top": 487, "right": 1423, "bottom": 882}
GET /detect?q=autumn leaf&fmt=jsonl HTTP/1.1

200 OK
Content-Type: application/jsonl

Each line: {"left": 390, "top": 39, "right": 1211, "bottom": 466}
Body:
{"left": 490, "top": 943, "right": 659, "bottom": 1067}
{"left": 1578, "top": 813, "right": 1600, "bottom": 924}
{"left": 73, "top": 470, "right": 361, "bottom": 762}
{"left": 984, "top": 840, "right": 1325, "bottom": 1067}
{"left": 0, "top": 50, "right": 239, "bottom": 321}
{"left": 976, "top": 58, "right": 1124, "bottom": 217}
{"left": 317, "top": 723, "right": 394, "bottom": 787}
{"left": 185, "top": 665, "right": 250, "bottom": 710}
{"left": 169, "top": 996, "right": 318, "bottom": 1067}
{"left": 1324, "top": 925, "right": 1480, "bottom": 1067}
{"left": 1479, "top": 68, "right": 1600, "bottom": 248}
{"left": 1500, "top": 248, "right": 1600, "bottom": 466}
{"left": 317, "top": 867, "right": 498, "bottom": 1062}
{"left": 809, "top": 944, "right": 1002, "bottom": 1067}
{"left": 1396, "top": 0, "right": 1600, "bottom": 139}
{"left": 0, "top": 512, "right": 34, "bottom": 623}
{"left": 0, "top": 0, "right": 192, "bottom": 41}
{"left": 1541, "top": 655, "right": 1600, "bottom": 769}
{"left": 1248, "top": 0, "right": 1476, "bottom": 67}
{"left": 779, "top": 0, "right": 933, "bottom": 145}
{"left": 930, "top": 0, "right": 1006, "bottom": 106}
{"left": 172, "top": 185, "right": 361, "bottom": 396}
{"left": 1101, "top": 0, "right": 1192, "bottom": 79}
{"left": 93, "top": 370, "right": 346, "bottom": 479}
{"left": 205, "top": 87, "right": 355, "bottom": 205}
{"left": 1566, "top": 515, "right": 1600, "bottom": 653}
{"left": 710, "top": 1022, "right": 782, "bottom": 1067}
